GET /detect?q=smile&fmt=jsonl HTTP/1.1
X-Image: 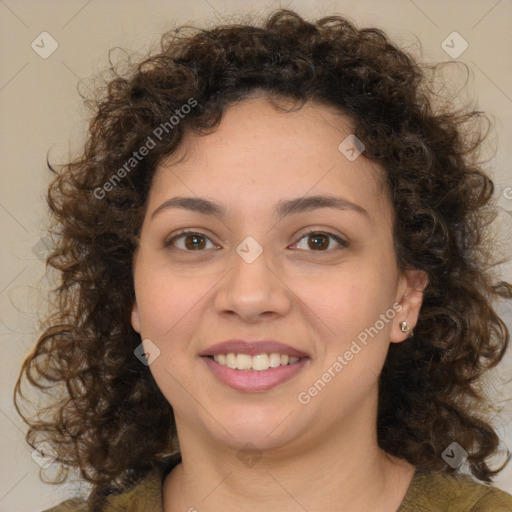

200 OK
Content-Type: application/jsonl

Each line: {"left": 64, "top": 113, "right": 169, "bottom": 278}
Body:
{"left": 202, "top": 354, "right": 309, "bottom": 392}
{"left": 211, "top": 353, "right": 300, "bottom": 371}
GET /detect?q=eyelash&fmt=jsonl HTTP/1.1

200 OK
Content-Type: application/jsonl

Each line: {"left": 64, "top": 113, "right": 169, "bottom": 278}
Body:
{"left": 165, "top": 229, "right": 348, "bottom": 253}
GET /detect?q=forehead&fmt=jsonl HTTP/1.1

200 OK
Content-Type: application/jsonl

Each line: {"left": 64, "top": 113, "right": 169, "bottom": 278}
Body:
{"left": 149, "top": 97, "right": 391, "bottom": 225}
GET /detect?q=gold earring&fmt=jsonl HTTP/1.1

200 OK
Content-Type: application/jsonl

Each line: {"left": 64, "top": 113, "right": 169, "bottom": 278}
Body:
{"left": 401, "top": 321, "right": 413, "bottom": 337}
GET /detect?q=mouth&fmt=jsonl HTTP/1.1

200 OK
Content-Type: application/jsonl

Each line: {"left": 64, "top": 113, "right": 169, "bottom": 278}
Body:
{"left": 199, "top": 339, "right": 309, "bottom": 359}
{"left": 199, "top": 340, "right": 310, "bottom": 391}
{"left": 204, "top": 353, "right": 304, "bottom": 371}
{"left": 201, "top": 352, "right": 309, "bottom": 392}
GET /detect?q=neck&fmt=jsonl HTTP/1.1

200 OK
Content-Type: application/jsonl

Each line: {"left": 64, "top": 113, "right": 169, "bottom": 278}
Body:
{"left": 163, "top": 406, "right": 415, "bottom": 511}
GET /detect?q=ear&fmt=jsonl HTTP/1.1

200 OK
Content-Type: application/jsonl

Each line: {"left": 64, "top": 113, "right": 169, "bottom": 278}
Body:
{"left": 390, "top": 269, "right": 428, "bottom": 343}
{"left": 131, "top": 300, "right": 141, "bottom": 334}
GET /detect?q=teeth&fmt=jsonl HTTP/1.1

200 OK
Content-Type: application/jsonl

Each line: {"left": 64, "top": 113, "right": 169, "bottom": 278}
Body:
{"left": 212, "top": 352, "right": 301, "bottom": 371}
{"left": 226, "top": 353, "right": 237, "bottom": 369}
{"left": 269, "top": 353, "right": 281, "bottom": 368}
{"left": 252, "top": 353, "right": 269, "bottom": 371}
{"left": 236, "top": 354, "right": 252, "bottom": 370}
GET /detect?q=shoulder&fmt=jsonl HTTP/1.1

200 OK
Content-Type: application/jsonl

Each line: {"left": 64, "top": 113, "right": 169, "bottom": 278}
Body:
{"left": 39, "top": 476, "right": 160, "bottom": 512}
{"left": 40, "top": 453, "right": 181, "bottom": 512}
{"left": 399, "top": 470, "right": 512, "bottom": 511}
{"left": 41, "top": 498, "right": 87, "bottom": 512}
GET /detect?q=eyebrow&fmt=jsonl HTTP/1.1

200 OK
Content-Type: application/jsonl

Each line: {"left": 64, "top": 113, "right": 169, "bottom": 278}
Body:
{"left": 150, "top": 194, "right": 368, "bottom": 221}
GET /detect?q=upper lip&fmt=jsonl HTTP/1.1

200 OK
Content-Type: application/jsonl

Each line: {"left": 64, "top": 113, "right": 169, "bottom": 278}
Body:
{"left": 200, "top": 340, "right": 310, "bottom": 358}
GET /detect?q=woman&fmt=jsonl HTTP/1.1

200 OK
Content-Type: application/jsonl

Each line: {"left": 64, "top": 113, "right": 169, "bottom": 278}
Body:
{"left": 15, "top": 8, "right": 512, "bottom": 511}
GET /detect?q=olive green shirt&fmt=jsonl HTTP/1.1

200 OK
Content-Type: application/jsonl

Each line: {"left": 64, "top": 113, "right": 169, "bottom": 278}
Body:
{"left": 43, "top": 454, "right": 512, "bottom": 511}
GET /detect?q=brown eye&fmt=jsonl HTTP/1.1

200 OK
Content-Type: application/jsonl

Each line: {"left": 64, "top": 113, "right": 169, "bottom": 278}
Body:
{"left": 183, "top": 234, "right": 207, "bottom": 250}
{"left": 166, "top": 231, "right": 217, "bottom": 251}
{"left": 292, "top": 231, "right": 347, "bottom": 252}
{"left": 307, "top": 233, "right": 330, "bottom": 250}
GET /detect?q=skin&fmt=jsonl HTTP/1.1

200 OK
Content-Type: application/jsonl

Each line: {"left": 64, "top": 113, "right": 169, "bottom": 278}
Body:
{"left": 131, "top": 96, "right": 428, "bottom": 511}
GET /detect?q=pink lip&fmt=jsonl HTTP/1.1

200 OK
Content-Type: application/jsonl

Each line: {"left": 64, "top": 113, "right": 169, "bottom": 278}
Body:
{"left": 202, "top": 356, "right": 309, "bottom": 392}
{"left": 199, "top": 340, "right": 309, "bottom": 358}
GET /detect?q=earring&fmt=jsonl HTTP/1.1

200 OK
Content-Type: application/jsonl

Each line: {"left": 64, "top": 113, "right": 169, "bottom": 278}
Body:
{"left": 401, "top": 321, "right": 414, "bottom": 337}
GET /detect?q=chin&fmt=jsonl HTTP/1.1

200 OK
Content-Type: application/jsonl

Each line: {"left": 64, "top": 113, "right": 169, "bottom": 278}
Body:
{"left": 204, "top": 405, "right": 306, "bottom": 452}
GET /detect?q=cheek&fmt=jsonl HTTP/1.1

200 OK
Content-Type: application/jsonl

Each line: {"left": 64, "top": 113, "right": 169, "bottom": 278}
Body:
{"left": 133, "top": 262, "right": 198, "bottom": 344}
{"left": 133, "top": 267, "right": 200, "bottom": 402}
{"left": 305, "top": 261, "right": 398, "bottom": 350}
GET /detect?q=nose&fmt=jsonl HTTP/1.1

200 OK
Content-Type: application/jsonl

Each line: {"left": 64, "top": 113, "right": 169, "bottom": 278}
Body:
{"left": 213, "top": 245, "right": 292, "bottom": 323}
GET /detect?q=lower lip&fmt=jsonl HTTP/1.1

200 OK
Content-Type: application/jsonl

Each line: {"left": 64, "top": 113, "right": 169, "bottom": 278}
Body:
{"left": 201, "top": 356, "right": 309, "bottom": 392}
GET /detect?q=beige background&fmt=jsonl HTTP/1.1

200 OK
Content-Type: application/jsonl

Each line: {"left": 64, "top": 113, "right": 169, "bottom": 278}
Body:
{"left": 1, "top": 0, "right": 511, "bottom": 510}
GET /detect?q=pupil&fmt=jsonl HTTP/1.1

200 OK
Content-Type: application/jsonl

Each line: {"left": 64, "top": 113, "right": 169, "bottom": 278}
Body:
{"left": 185, "top": 235, "right": 205, "bottom": 250}
{"left": 309, "top": 234, "right": 328, "bottom": 250}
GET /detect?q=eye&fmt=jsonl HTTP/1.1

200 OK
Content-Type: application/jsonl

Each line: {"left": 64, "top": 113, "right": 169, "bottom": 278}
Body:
{"left": 165, "top": 231, "right": 218, "bottom": 251}
{"left": 291, "top": 230, "right": 347, "bottom": 252}
{"left": 165, "top": 229, "right": 347, "bottom": 253}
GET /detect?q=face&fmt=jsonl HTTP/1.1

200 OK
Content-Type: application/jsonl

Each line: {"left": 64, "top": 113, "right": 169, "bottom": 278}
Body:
{"left": 131, "top": 96, "right": 425, "bottom": 455}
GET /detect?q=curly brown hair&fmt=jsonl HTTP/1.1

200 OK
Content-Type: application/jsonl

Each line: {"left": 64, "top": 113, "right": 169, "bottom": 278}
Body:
{"left": 15, "top": 8, "right": 512, "bottom": 496}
